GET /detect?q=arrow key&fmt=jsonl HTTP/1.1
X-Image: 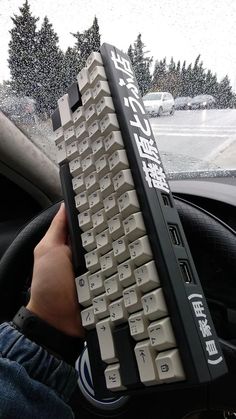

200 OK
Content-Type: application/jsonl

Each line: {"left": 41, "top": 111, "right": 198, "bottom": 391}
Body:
{"left": 96, "top": 317, "right": 118, "bottom": 363}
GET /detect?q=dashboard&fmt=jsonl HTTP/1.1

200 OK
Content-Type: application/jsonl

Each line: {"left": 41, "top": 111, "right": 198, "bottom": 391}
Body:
{"left": 170, "top": 174, "right": 236, "bottom": 231}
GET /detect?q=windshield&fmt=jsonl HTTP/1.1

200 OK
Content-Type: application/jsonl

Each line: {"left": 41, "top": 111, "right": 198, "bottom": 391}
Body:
{"left": 0, "top": 0, "right": 235, "bottom": 178}
{"left": 143, "top": 93, "right": 162, "bottom": 101}
{"left": 192, "top": 95, "right": 213, "bottom": 101}
{"left": 175, "top": 97, "right": 191, "bottom": 102}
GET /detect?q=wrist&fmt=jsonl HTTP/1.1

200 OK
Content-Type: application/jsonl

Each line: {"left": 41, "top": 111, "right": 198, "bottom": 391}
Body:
{"left": 26, "top": 301, "right": 63, "bottom": 334}
{"left": 12, "top": 306, "right": 84, "bottom": 365}
{"left": 26, "top": 300, "right": 84, "bottom": 338}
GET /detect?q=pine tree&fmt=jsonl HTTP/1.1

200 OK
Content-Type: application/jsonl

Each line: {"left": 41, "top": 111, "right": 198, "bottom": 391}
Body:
{"left": 232, "top": 93, "right": 236, "bottom": 109}
{"left": 72, "top": 16, "right": 101, "bottom": 71}
{"left": 174, "top": 60, "right": 182, "bottom": 97}
{"left": 72, "top": 31, "right": 85, "bottom": 72}
{"left": 185, "top": 63, "right": 194, "bottom": 97}
{"left": 191, "top": 55, "right": 206, "bottom": 96}
{"left": 176, "top": 60, "right": 181, "bottom": 73}
{"left": 165, "top": 57, "right": 181, "bottom": 97}
{"left": 61, "top": 47, "right": 80, "bottom": 92}
{"left": 8, "top": 0, "right": 39, "bottom": 98}
{"left": 151, "top": 58, "right": 166, "bottom": 92}
{"left": 127, "top": 45, "right": 135, "bottom": 67}
{"left": 204, "top": 70, "right": 218, "bottom": 97}
{"left": 180, "top": 61, "right": 187, "bottom": 96}
{"left": 149, "top": 52, "right": 222, "bottom": 100}
{"left": 216, "top": 75, "right": 234, "bottom": 108}
{"left": 130, "top": 34, "right": 152, "bottom": 96}
{"left": 90, "top": 16, "right": 101, "bottom": 52}
{"left": 35, "top": 16, "right": 64, "bottom": 115}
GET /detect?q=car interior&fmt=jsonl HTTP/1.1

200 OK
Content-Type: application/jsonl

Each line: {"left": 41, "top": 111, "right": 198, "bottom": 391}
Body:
{"left": 0, "top": 104, "right": 236, "bottom": 419}
{"left": 0, "top": 2, "right": 236, "bottom": 419}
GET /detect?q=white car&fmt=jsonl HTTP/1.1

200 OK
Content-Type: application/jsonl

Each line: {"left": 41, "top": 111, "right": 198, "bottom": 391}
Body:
{"left": 142, "top": 91, "right": 175, "bottom": 116}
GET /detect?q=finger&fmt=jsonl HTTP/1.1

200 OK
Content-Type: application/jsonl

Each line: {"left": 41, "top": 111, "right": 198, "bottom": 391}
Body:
{"left": 43, "top": 202, "right": 68, "bottom": 245}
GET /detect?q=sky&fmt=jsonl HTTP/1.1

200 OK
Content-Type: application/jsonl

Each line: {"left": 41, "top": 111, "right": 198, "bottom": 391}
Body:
{"left": 0, "top": 0, "right": 236, "bottom": 90}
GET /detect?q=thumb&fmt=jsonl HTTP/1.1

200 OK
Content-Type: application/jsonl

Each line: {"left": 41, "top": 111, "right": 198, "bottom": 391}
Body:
{"left": 44, "top": 202, "right": 68, "bottom": 245}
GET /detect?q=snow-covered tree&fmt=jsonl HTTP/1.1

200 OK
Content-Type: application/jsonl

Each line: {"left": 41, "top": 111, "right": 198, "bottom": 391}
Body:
{"left": 61, "top": 47, "right": 80, "bottom": 92}
{"left": 90, "top": 16, "right": 101, "bottom": 52}
{"left": 72, "top": 16, "right": 101, "bottom": 71}
{"left": 151, "top": 58, "right": 167, "bottom": 92}
{"left": 127, "top": 44, "right": 135, "bottom": 67}
{"left": 8, "top": 0, "right": 39, "bottom": 98}
{"left": 179, "top": 61, "right": 187, "bottom": 95}
{"left": 216, "top": 75, "right": 234, "bottom": 108}
{"left": 185, "top": 63, "right": 194, "bottom": 97}
{"left": 191, "top": 55, "right": 206, "bottom": 96}
{"left": 164, "top": 57, "right": 181, "bottom": 97}
{"left": 35, "top": 16, "right": 64, "bottom": 115}
{"left": 129, "top": 34, "right": 152, "bottom": 96}
{"left": 204, "top": 70, "right": 218, "bottom": 97}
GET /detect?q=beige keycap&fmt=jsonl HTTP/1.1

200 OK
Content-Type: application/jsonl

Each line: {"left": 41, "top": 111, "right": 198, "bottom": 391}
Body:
{"left": 155, "top": 349, "right": 185, "bottom": 382}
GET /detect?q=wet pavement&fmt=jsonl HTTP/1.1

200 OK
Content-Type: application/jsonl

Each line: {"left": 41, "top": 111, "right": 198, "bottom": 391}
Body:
{"left": 19, "top": 109, "right": 236, "bottom": 175}
{"left": 150, "top": 109, "right": 236, "bottom": 173}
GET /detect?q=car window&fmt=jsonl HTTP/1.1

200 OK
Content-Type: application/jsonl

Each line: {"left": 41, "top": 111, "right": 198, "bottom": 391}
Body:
{"left": 143, "top": 93, "right": 162, "bottom": 101}
{"left": 0, "top": 1, "right": 235, "bottom": 179}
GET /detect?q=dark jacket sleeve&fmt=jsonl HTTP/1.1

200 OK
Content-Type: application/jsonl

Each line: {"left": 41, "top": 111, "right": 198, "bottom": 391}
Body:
{"left": 0, "top": 322, "right": 79, "bottom": 419}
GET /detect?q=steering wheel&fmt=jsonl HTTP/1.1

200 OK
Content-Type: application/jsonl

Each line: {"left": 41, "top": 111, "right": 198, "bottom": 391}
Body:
{"left": 0, "top": 197, "right": 236, "bottom": 419}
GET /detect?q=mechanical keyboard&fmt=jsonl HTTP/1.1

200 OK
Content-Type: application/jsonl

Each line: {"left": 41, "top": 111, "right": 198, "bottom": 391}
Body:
{"left": 51, "top": 43, "right": 227, "bottom": 398}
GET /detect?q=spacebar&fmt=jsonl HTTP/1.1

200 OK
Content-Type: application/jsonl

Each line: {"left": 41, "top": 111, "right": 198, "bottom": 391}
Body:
{"left": 113, "top": 324, "right": 143, "bottom": 389}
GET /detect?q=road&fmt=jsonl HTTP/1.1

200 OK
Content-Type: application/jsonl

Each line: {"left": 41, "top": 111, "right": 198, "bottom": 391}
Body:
{"left": 149, "top": 109, "right": 236, "bottom": 173}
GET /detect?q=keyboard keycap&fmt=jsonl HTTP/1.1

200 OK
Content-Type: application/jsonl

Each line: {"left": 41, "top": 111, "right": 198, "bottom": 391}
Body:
{"left": 104, "top": 363, "right": 126, "bottom": 391}
{"left": 148, "top": 317, "right": 176, "bottom": 351}
{"left": 134, "top": 339, "right": 160, "bottom": 386}
{"left": 155, "top": 349, "right": 185, "bottom": 382}
{"left": 96, "top": 318, "right": 118, "bottom": 363}
{"left": 141, "top": 288, "right": 168, "bottom": 321}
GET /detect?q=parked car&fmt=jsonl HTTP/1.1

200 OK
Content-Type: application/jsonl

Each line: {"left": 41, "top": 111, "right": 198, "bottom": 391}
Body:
{"left": 174, "top": 96, "right": 192, "bottom": 110}
{"left": 189, "top": 94, "right": 216, "bottom": 109}
{"left": 143, "top": 91, "right": 175, "bottom": 116}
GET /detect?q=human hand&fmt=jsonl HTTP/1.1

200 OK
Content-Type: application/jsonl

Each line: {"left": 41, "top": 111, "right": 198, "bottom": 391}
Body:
{"left": 27, "top": 202, "right": 84, "bottom": 338}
